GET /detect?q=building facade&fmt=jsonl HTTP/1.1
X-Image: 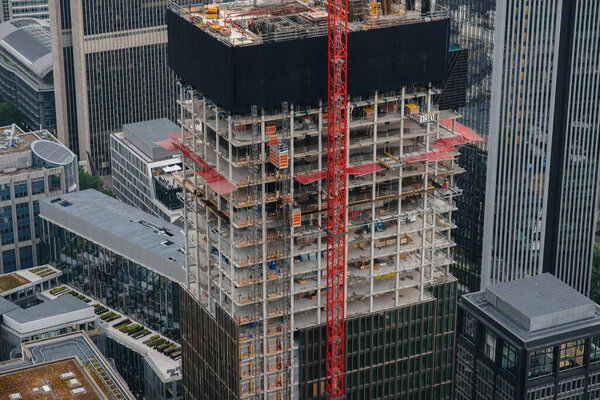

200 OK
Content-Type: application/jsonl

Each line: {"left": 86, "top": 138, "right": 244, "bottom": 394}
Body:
{"left": 0, "top": 0, "right": 49, "bottom": 22}
{"left": 0, "top": 18, "right": 55, "bottom": 132}
{"left": 0, "top": 125, "right": 77, "bottom": 273}
{"left": 110, "top": 118, "right": 183, "bottom": 225}
{"left": 455, "top": 274, "right": 600, "bottom": 400}
{"left": 482, "top": 0, "right": 600, "bottom": 294}
{"left": 49, "top": 0, "right": 181, "bottom": 175}
{"left": 39, "top": 189, "right": 186, "bottom": 341}
{"left": 168, "top": 1, "right": 468, "bottom": 398}
{"left": 445, "top": 0, "right": 496, "bottom": 293}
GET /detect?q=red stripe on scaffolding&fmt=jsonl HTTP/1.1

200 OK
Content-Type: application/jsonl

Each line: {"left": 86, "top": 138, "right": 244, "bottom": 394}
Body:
{"left": 347, "top": 162, "right": 384, "bottom": 177}
{"left": 157, "top": 139, "right": 237, "bottom": 195}
{"left": 440, "top": 119, "right": 484, "bottom": 142}
{"left": 432, "top": 142, "right": 457, "bottom": 152}
{"left": 295, "top": 171, "right": 326, "bottom": 185}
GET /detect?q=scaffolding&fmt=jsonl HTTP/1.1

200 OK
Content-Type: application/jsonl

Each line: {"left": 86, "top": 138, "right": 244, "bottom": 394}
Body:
{"left": 168, "top": 77, "right": 481, "bottom": 398}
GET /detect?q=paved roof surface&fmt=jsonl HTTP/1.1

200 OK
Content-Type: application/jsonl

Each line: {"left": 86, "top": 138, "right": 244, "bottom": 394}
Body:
{"left": 123, "top": 118, "right": 180, "bottom": 146}
{"left": 0, "top": 296, "right": 19, "bottom": 315}
{"left": 4, "top": 294, "right": 90, "bottom": 323}
{"left": 122, "top": 118, "right": 180, "bottom": 160}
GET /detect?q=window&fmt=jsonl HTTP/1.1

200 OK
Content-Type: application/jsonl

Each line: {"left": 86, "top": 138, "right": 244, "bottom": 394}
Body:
{"left": 590, "top": 337, "right": 600, "bottom": 364}
{"left": 462, "top": 312, "right": 477, "bottom": 343}
{"left": 13, "top": 181, "right": 27, "bottom": 198}
{"left": 559, "top": 341, "right": 584, "bottom": 371}
{"left": 484, "top": 330, "right": 496, "bottom": 361}
{"left": 0, "top": 183, "right": 10, "bottom": 201}
{"left": 528, "top": 347, "right": 554, "bottom": 379}
{"left": 31, "top": 178, "right": 45, "bottom": 195}
{"left": 502, "top": 342, "right": 517, "bottom": 375}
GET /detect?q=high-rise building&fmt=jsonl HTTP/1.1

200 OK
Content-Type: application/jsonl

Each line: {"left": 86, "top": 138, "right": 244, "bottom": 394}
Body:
{"left": 455, "top": 273, "right": 600, "bottom": 400}
{"left": 0, "top": 18, "right": 55, "bottom": 132}
{"left": 110, "top": 118, "right": 183, "bottom": 225}
{"left": 445, "top": 0, "right": 496, "bottom": 293}
{"left": 0, "top": 0, "right": 49, "bottom": 22}
{"left": 0, "top": 125, "right": 77, "bottom": 273}
{"left": 166, "top": 1, "right": 474, "bottom": 398}
{"left": 482, "top": 0, "right": 600, "bottom": 294}
{"left": 49, "top": 0, "right": 180, "bottom": 175}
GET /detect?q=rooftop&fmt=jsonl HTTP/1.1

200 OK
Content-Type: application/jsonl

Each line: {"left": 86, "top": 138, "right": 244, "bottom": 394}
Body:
{"left": 0, "top": 358, "right": 103, "bottom": 400}
{"left": 173, "top": 0, "right": 447, "bottom": 47}
{"left": 22, "top": 332, "right": 135, "bottom": 399}
{"left": 0, "top": 126, "right": 71, "bottom": 178}
{"left": 0, "top": 265, "right": 61, "bottom": 297}
{"left": 4, "top": 294, "right": 91, "bottom": 324}
{"left": 0, "top": 18, "right": 52, "bottom": 79}
{"left": 122, "top": 118, "right": 180, "bottom": 161}
{"left": 39, "top": 190, "right": 186, "bottom": 283}
{"left": 43, "top": 285, "right": 182, "bottom": 382}
{"left": 463, "top": 274, "right": 600, "bottom": 344}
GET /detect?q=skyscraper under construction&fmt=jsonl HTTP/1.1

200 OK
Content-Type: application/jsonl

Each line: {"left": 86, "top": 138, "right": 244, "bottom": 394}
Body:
{"left": 164, "top": 1, "right": 473, "bottom": 398}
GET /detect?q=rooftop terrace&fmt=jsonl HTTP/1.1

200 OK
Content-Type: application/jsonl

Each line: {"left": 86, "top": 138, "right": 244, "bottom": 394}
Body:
{"left": 0, "top": 358, "right": 103, "bottom": 400}
{"left": 0, "top": 265, "right": 61, "bottom": 297}
{"left": 43, "top": 285, "right": 182, "bottom": 382}
{"left": 22, "top": 333, "right": 134, "bottom": 399}
{"left": 172, "top": 0, "right": 446, "bottom": 46}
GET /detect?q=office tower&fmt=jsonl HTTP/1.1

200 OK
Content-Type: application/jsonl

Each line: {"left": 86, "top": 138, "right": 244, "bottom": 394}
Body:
{"left": 0, "top": 0, "right": 49, "bottom": 22}
{"left": 0, "top": 19, "right": 55, "bottom": 132}
{"left": 166, "top": 1, "right": 475, "bottom": 398}
{"left": 482, "top": 0, "right": 600, "bottom": 294}
{"left": 39, "top": 189, "right": 186, "bottom": 341}
{"left": 455, "top": 273, "right": 600, "bottom": 400}
{"left": 0, "top": 125, "right": 77, "bottom": 273}
{"left": 445, "top": 0, "right": 496, "bottom": 293}
{"left": 111, "top": 118, "right": 183, "bottom": 225}
{"left": 49, "top": 0, "right": 180, "bottom": 175}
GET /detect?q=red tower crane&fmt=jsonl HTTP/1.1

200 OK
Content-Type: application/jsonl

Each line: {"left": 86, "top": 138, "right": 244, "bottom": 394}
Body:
{"left": 325, "top": 0, "right": 348, "bottom": 396}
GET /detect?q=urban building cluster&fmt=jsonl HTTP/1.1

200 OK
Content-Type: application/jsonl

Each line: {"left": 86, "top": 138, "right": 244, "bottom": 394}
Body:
{"left": 0, "top": 0, "right": 595, "bottom": 399}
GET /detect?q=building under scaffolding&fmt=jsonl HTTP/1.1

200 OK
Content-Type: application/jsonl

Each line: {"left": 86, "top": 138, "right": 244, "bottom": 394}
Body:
{"left": 165, "top": 1, "right": 475, "bottom": 399}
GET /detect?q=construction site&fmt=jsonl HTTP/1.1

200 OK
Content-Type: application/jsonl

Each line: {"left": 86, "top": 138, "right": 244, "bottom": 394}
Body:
{"left": 166, "top": 0, "right": 475, "bottom": 399}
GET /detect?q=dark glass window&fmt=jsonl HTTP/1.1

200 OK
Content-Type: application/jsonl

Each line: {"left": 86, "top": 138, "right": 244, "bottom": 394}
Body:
{"left": 462, "top": 312, "right": 477, "bottom": 343}
{"left": 590, "top": 337, "right": 600, "bottom": 364}
{"left": 528, "top": 347, "right": 554, "bottom": 379}
{"left": 501, "top": 342, "right": 517, "bottom": 375}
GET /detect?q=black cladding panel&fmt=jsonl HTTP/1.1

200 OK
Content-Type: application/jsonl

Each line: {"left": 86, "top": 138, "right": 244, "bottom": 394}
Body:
{"left": 168, "top": 9, "right": 450, "bottom": 113}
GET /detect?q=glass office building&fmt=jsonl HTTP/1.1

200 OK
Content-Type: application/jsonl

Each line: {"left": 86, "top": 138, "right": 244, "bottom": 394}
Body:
{"left": 482, "top": 0, "right": 600, "bottom": 294}
{"left": 39, "top": 189, "right": 186, "bottom": 340}
{"left": 445, "top": 0, "right": 495, "bottom": 293}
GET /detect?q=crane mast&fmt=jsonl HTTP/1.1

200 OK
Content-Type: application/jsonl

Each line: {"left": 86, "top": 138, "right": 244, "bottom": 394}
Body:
{"left": 325, "top": 0, "right": 348, "bottom": 396}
